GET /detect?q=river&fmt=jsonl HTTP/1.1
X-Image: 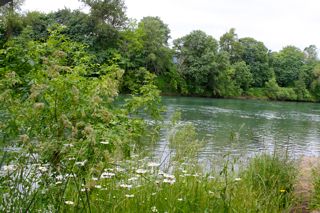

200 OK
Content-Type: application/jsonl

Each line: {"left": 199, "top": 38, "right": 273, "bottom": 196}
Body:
{"left": 152, "top": 97, "right": 320, "bottom": 160}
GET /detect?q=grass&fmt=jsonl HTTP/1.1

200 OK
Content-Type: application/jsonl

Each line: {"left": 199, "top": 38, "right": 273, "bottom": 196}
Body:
{"left": 0, "top": 123, "right": 298, "bottom": 212}
{"left": 311, "top": 167, "right": 320, "bottom": 210}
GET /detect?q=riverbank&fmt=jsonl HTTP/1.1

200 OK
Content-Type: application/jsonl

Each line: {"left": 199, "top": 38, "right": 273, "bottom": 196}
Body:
{"left": 2, "top": 118, "right": 320, "bottom": 212}
{"left": 160, "top": 92, "right": 318, "bottom": 103}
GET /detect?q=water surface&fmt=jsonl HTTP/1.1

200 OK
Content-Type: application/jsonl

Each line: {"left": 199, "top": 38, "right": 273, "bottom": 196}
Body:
{"left": 154, "top": 97, "right": 320, "bottom": 159}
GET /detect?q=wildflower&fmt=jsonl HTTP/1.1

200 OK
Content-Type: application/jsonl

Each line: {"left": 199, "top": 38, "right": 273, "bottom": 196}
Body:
{"left": 95, "top": 185, "right": 102, "bottom": 189}
{"left": 116, "top": 167, "right": 125, "bottom": 172}
{"left": 64, "top": 144, "right": 74, "bottom": 148}
{"left": 208, "top": 176, "right": 215, "bottom": 179}
{"left": 193, "top": 173, "right": 200, "bottom": 177}
{"left": 163, "top": 178, "right": 176, "bottom": 185}
{"left": 38, "top": 166, "right": 48, "bottom": 172}
{"left": 163, "top": 173, "right": 175, "bottom": 179}
{"left": 56, "top": 175, "right": 64, "bottom": 181}
{"left": 68, "top": 157, "right": 76, "bottom": 161}
{"left": 151, "top": 206, "right": 158, "bottom": 212}
{"left": 92, "top": 177, "right": 98, "bottom": 181}
{"left": 178, "top": 198, "right": 183, "bottom": 201}
{"left": 119, "top": 184, "right": 132, "bottom": 189}
{"left": 65, "top": 201, "right": 74, "bottom": 205}
{"left": 75, "top": 160, "right": 87, "bottom": 167}
{"left": 55, "top": 181, "right": 63, "bottom": 185}
{"left": 2, "top": 165, "right": 16, "bottom": 172}
{"left": 128, "top": 177, "right": 139, "bottom": 182}
{"left": 65, "top": 174, "right": 77, "bottom": 178}
{"left": 125, "top": 194, "right": 134, "bottom": 198}
{"left": 100, "top": 172, "right": 115, "bottom": 179}
{"left": 136, "top": 169, "right": 147, "bottom": 174}
{"left": 81, "top": 188, "right": 86, "bottom": 192}
{"left": 147, "top": 162, "right": 160, "bottom": 167}
{"left": 280, "top": 189, "right": 286, "bottom": 193}
{"left": 235, "top": 178, "right": 241, "bottom": 181}
{"left": 100, "top": 141, "right": 109, "bottom": 145}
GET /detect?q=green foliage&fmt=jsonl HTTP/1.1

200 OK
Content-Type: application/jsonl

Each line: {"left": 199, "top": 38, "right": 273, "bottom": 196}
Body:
{"left": 22, "top": 11, "right": 50, "bottom": 40}
{"left": 0, "top": 26, "right": 162, "bottom": 211}
{"left": 238, "top": 37, "right": 272, "bottom": 87}
{"left": 219, "top": 28, "right": 242, "bottom": 63}
{"left": 265, "top": 78, "right": 298, "bottom": 101}
{"left": 137, "top": 16, "right": 172, "bottom": 74}
{"left": 242, "top": 154, "right": 296, "bottom": 210}
{"left": 311, "top": 63, "right": 320, "bottom": 98}
{"left": 0, "top": 0, "right": 24, "bottom": 39}
{"left": 232, "top": 61, "right": 253, "bottom": 92}
{"left": 81, "top": 0, "right": 127, "bottom": 29}
{"left": 174, "top": 30, "right": 218, "bottom": 95}
{"left": 311, "top": 168, "right": 320, "bottom": 210}
{"left": 273, "top": 46, "right": 306, "bottom": 87}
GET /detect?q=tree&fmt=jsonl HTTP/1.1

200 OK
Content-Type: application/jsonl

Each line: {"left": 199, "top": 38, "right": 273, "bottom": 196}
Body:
{"left": 311, "top": 63, "right": 320, "bottom": 99}
{"left": 219, "top": 28, "right": 242, "bottom": 63}
{"left": 174, "top": 30, "right": 218, "bottom": 95}
{"left": 22, "top": 11, "right": 50, "bottom": 40}
{"left": 273, "top": 46, "right": 305, "bottom": 87}
{"left": 238, "top": 37, "right": 272, "bottom": 87}
{"left": 0, "top": 0, "right": 13, "bottom": 7}
{"left": 77, "top": 0, "right": 127, "bottom": 50}
{"left": 232, "top": 61, "right": 253, "bottom": 92}
{"left": 137, "top": 16, "right": 172, "bottom": 74}
{"left": 0, "top": 0, "right": 24, "bottom": 39}
{"left": 80, "top": 0, "right": 127, "bottom": 28}
{"left": 304, "top": 45, "right": 318, "bottom": 61}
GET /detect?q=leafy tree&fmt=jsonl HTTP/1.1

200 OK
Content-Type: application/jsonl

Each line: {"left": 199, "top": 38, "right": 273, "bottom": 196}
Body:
{"left": 137, "top": 16, "right": 172, "bottom": 74}
{"left": 81, "top": 0, "right": 127, "bottom": 29}
{"left": 294, "top": 74, "right": 312, "bottom": 101}
{"left": 118, "top": 20, "right": 145, "bottom": 70}
{"left": 273, "top": 46, "right": 305, "bottom": 87}
{"left": 304, "top": 45, "right": 318, "bottom": 62}
{"left": 311, "top": 63, "right": 320, "bottom": 99}
{"left": 232, "top": 61, "right": 253, "bottom": 92}
{"left": 22, "top": 11, "right": 50, "bottom": 40}
{"left": 302, "top": 45, "right": 318, "bottom": 88}
{"left": 0, "top": 0, "right": 24, "bottom": 39}
{"left": 174, "top": 30, "right": 218, "bottom": 95}
{"left": 219, "top": 28, "right": 242, "bottom": 63}
{"left": 238, "top": 37, "right": 272, "bottom": 87}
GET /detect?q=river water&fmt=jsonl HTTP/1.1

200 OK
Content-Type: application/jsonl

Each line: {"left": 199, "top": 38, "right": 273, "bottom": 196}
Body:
{"left": 153, "top": 96, "right": 320, "bottom": 160}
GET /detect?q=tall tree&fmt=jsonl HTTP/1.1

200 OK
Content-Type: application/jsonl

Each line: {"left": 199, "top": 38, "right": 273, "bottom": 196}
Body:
{"left": 81, "top": 0, "right": 127, "bottom": 28}
{"left": 273, "top": 46, "right": 305, "bottom": 87}
{"left": 78, "top": 0, "right": 127, "bottom": 50}
{"left": 137, "top": 16, "right": 171, "bottom": 74}
{"left": 0, "top": 0, "right": 24, "bottom": 39}
{"left": 219, "top": 28, "right": 242, "bottom": 63}
{"left": 238, "top": 37, "right": 272, "bottom": 87}
{"left": 174, "top": 30, "right": 218, "bottom": 95}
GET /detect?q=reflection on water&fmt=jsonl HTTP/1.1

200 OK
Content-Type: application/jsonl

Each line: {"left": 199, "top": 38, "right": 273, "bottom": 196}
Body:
{"left": 153, "top": 97, "right": 320, "bottom": 159}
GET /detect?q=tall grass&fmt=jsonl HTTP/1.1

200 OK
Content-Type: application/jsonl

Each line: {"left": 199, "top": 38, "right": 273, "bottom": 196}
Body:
{"left": 311, "top": 167, "right": 320, "bottom": 210}
{"left": 0, "top": 123, "right": 297, "bottom": 212}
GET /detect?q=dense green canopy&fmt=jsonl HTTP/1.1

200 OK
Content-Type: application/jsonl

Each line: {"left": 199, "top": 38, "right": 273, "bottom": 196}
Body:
{"left": 1, "top": 0, "right": 319, "bottom": 101}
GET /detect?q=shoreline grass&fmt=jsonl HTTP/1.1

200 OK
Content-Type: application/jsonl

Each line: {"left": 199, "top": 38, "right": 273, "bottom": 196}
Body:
{"left": 0, "top": 124, "right": 298, "bottom": 212}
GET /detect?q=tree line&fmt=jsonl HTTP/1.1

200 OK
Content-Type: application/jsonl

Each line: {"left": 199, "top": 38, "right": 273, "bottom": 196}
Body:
{"left": 1, "top": 0, "right": 320, "bottom": 102}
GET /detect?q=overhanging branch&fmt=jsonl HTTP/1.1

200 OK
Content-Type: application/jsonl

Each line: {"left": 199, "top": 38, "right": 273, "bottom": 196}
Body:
{"left": 0, "top": 0, "right": 12, "bottom": 7}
